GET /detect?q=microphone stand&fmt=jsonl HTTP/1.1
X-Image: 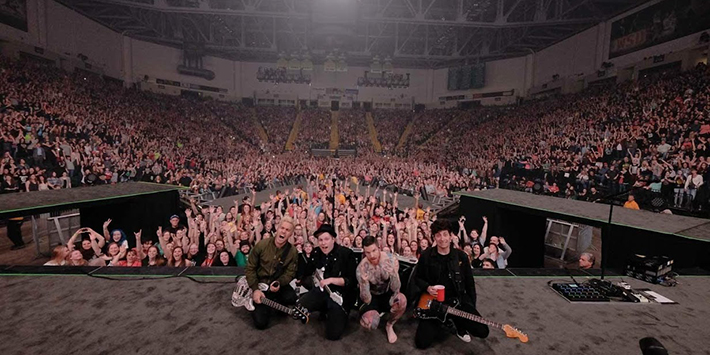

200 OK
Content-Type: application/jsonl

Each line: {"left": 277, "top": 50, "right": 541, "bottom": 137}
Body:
{"left": 331, "top": 177, "right": 336, "bottom": 225}
{"left": 595, "top": 189, "right": 631, "bottom": 281}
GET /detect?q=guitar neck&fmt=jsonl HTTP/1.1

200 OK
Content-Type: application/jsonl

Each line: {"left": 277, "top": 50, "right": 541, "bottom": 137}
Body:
{"left": 446, "top": 307, "right": 502, "bottom": 329}
{"left": 262, "top": 298, "right": 291, "bottom": 315}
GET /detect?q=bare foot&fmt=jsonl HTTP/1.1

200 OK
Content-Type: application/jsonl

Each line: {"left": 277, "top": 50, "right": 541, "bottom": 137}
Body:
{"left": 385, "top": 322, "right": 397, "bottom": 343}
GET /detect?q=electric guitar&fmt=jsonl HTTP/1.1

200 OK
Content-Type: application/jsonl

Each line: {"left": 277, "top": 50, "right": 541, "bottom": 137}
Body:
{"left": 414, "top": 293, "right": 529, "bottom": 343}
{"left": 231, "top": 276, "right": 310, "bottom": 324}
{"left": 314, "top": 267, "right": 345, "bottom": 306}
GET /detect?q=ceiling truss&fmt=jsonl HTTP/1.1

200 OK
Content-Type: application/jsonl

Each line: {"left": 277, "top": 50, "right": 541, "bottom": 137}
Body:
{"left": 59, "top": 0, "right": 642, "bottom": 68}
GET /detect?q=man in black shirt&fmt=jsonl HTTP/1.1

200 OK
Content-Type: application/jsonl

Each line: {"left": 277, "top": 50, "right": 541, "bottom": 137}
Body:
{"left": 298, "top": 224, "right": 357, "bottom": 340}
{"left": 414, "top": 220, "right": 489, "bottom": 349}
{"left": 164, "top": 214, "right": 187, "bottom": 236}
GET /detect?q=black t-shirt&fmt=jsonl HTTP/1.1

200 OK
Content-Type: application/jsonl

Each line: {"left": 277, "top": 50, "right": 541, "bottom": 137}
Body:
{"left": 436, "top": 253, "right": 457, "bottom": 298}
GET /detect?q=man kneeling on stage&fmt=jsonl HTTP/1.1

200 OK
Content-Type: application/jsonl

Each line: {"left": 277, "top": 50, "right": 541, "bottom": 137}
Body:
{"left": 414, "top": 220, "right": 489, "bottom": 349}
{"left": 246, "top": 216, "right": 299, "bottom": 330}
{"left": 298, "top": 224, "right": 357, "bottom": 340}
{"left": 357, "top": 236, "right": 407, "bottom": 343}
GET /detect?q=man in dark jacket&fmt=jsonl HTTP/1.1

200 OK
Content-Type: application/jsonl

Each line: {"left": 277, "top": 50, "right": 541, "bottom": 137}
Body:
{"left": 414, "top": 220, "right": 489, "bottom": 349}
{"left": 298, "top": 224, "right": 357, "bottom": 340}
{"left": 246, "top": 216, "right": 299, "bottom": 330}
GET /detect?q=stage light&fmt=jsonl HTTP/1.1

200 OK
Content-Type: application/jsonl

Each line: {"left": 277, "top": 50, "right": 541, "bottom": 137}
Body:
{"left": 382, "top": 56, "right": 393, "bottom": 73}
{"left": 370, "top": 55, "right": 382, "bottom": 74}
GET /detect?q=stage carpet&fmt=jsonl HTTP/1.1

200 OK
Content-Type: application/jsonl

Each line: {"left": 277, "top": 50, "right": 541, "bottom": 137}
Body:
{"left": 1, "top": 274, "right": 708, "bottom": 355}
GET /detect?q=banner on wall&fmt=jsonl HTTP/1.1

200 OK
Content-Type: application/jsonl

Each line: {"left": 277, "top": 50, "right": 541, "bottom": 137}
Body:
{"left": 0, "top": 0, "right": 27, "bottom": 31}
{"left": 609, "top": 0, "right": 710, "bottom": 58}
{"left": 312, "top": 87, "right": 326, "bottom": 99}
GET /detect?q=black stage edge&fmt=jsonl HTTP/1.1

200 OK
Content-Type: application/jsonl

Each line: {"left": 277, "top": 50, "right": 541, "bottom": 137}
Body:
{"left": 0, "top": 182, "right": 185, "bottom": 219}
{"left": 1, "top": 265, "right": 707, "bottom": 277}
{"left": 79, "top": 188, "right": 182, "bottom": 247}
{"left": 0, "top": 265, "right": 244, "bottom": 276}
{"left": 456, "top": 190, "right": 710, "bottom": 269}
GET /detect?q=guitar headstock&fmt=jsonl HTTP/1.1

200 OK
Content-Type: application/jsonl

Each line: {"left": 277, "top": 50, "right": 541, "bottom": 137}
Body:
{"left": 292, "top": 305, "right": 310, "bottom": 324}
{"left": 502, "top": 324, "right": 529, "bottom": 343}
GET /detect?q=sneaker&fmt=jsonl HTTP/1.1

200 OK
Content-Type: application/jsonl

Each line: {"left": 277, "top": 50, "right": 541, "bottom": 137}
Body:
{"left": 457, "top": 331, "right": 471, "bottom": 343}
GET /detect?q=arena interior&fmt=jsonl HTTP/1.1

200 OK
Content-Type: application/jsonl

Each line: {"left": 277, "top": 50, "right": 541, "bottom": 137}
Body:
{"left": 1, "top": 0, "right": 710, "bottom": 354}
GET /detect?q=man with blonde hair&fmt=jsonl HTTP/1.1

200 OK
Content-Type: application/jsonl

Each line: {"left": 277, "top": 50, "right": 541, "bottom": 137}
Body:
{"left": 246, "top": 216, "right": 299, "bottom": 329}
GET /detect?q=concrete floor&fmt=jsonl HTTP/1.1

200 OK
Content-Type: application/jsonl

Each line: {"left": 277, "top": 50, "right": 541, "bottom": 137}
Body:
{"left": 0, "top": 272, "right": 706, "bottom": 355}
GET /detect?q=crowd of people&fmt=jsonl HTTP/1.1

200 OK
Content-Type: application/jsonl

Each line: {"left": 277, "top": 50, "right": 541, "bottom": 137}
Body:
{"left": 43, "top": 177, "right": 511, "bottom": 271}
{"left": 415, "top": 63, "right": 710, "bottom": 211}
{"left": 337, "top": 108, "right": 370, "bottom": 149}
{"left": 2, "top": 54, "right": 710, "bottom": 216}
{"left": 294, "top": 108, "right": 331, "bottom": 150}
{"left": 255, "top": 106, "right": 296, "bottom": 153}
{"left": 403, "top": 109, "right": 461, "bottom": 151}
{"left": 371, "top": 109, "right": 412, "bottom": 154}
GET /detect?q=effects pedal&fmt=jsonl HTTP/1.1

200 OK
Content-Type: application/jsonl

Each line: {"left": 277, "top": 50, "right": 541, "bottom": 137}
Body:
{"left": 551, "top": 282, "right": 610, "bottom": 302}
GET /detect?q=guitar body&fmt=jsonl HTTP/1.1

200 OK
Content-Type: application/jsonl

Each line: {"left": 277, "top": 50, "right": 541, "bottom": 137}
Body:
{"left": 232, "top": 276, "right": 310, "bottom": 324}
{"left": 415, "top": 293, "right": 455, "bottom": 323}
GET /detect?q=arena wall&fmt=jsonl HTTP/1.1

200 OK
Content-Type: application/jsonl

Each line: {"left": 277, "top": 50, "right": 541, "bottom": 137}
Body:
{"left": 1, "top": 0, "right": 708, "bottom": 106}
{"left": 430, "top": 56, "right": 528, "bottom": 107}
{"left": 530, "top": 0, "right": 709, "bottom": 93}
{"left": 533, "top": 26, "right": 601, "bottom": 88}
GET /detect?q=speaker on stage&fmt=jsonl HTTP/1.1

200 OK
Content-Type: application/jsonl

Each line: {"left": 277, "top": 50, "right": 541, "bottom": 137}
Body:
{"left": 414, "top": 104, "right": 425, "bottom": 113}
{"left": 364, "top": 102, "right": 372, "bottom": 112}
{"left": 242, "top": 97, "right": 254, "bottom": 107}
{"left": 331, "top": 101, "right": 340, "bottom": 111}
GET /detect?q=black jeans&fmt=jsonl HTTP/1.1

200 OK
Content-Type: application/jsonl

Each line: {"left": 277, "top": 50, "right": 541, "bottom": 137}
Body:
{"left": 251, "top": 285, "right": 297, "bottom": 330}
{"left": 298, "top": 288, "right": 349, "bottom": 340}
{"left": 414, "top": 302, "right": 490, "bottom": 349}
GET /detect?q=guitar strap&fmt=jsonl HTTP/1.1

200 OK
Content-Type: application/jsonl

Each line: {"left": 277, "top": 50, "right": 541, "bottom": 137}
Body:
{"left": 447, "top": 251, "right": 466, "bottom": 301}
{"left": 270, "top": 242, "right": 292, "bottom": 284}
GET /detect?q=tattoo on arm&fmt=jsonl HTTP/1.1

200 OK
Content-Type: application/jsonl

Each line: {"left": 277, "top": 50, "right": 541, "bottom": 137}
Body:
{"left": 357, "top": 263, "right": 372, "bottom": 304}
{"left": 388, "top": 255, "right": 401, "bottom": 294}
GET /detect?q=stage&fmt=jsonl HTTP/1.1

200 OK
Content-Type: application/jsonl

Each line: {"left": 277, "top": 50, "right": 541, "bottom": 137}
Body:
{"left": 1, "top": 269, "right": 707, "bottom": 355}
{"left": 455, "top": 189, "right": 710, "bottom": 269}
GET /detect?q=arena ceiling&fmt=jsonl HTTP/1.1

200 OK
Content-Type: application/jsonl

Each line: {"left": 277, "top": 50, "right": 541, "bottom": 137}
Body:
{"left": 60, "top": 0, "right": 644, "bottom": 68}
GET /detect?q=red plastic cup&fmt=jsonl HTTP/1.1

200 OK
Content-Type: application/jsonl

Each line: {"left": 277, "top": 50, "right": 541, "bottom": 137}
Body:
{"left": 433, "top": 285, "right": 445, "bottom": 302}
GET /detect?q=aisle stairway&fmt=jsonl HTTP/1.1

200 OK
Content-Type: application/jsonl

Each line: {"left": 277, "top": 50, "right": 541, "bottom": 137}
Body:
{"left": 418, "top": 110, "right": 461, "bottom": 147}
{"left": 329, "top": 110, "right": 339, "bottom": 150}
{"left": 365, "top": 112, "right": 382, "bottom": 153}
{"left": 251, "top": 108, "right": 269, "bottom": 145}
{"left": 285, "top": 111, "right": 303, "bottom": 151}
{"left": 396, "top": 113, "right": 419, "bottom": 151}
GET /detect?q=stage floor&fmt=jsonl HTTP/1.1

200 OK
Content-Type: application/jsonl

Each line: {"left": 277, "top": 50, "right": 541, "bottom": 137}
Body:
{"left": 1, "top": 273, "right": 707, "bottom": 355}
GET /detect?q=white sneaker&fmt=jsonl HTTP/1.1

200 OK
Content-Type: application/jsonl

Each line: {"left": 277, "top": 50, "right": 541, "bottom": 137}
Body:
{"left": 457, "top": 332, "right": 471, "bottom": 343}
